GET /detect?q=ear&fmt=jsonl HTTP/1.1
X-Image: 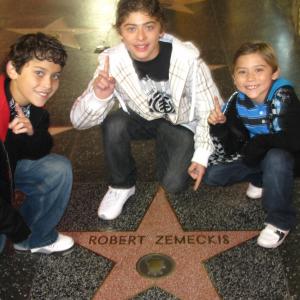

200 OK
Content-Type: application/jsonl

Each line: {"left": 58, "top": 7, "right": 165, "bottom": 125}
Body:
{"left": 271, "top": 67, "right": 280, "bottom": 80}
{"left": 6, "top": 61, "right": 19, "bottom": 80}
{"left": 159, "top": 30, "right": 165, "bottom": 38}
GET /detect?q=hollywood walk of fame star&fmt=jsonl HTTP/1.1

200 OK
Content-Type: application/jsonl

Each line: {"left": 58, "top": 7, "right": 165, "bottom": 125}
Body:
{"left": 67, "top": 188, "right": 259, "bottom": 300}
{"left": 161, "top": 0, "right": 208, "bottom": 14}
{"left": 209, "top": 64, "right": 227, "bottom": 71}
{"left": 6, "top": 18, "right": 100, "bottom": 49}
{"left": 48, "top": 126, "right": 73, "bottom": 136}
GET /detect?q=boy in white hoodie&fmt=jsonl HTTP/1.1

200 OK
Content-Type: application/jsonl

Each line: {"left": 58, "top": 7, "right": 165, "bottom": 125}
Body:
{"left": 70, "top": 0, "right": 221, "bottom": 220}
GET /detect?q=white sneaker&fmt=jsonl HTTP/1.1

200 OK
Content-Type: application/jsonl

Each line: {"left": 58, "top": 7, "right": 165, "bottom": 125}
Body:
{"left": 14, "top": 233, "right": 74, "bottom": 254}
{"left": 246, "top": 183, "right": 263, "bottom": 199}
{"left": 98, "top": 186, "right": 135, "bottom": 220}
{"left": 257, "top": 224, "right": 289, "bottom": 248}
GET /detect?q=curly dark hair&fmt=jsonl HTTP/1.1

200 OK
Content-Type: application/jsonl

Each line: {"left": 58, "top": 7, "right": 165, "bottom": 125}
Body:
{"left": 2, "top": 32, "right": 67, "bottom": 74}
{"left": 115, "top": 0, "right": 167, "bottom": 32}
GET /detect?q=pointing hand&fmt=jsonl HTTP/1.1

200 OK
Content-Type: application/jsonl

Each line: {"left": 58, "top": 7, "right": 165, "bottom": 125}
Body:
{"left": 93, "top": 55, "right": 116, "bottom": 100}
{"left": 9, "top": 103, "right": 34, "bottom": 136}
{"left": 208, "top": 96, "right": 226, "bottom": 125}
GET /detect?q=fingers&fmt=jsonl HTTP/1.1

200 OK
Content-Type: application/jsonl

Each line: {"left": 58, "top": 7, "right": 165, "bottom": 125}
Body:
{"left": 208, "top": 96, "right": 226, "bottom": 125}
{"left": 103, "top": 55, "right": 109, "bottom": 75}
{"left": 193, "top": 174, "right": 202, "bottom": 191}
{"left": 95, "top": 74, "right": 115, "bottom": 92}
{"left": 9, "top": 118, "right": 27, "bottom": 133}
{"left": 8, "top": 117, "right": 19, "bottom": 129}
{"left": 9, "top": 105, "right": 34, "bottom": 135}
{"left": 93, "top": 55, "right": 116, "bottom": 99}
{"left": 188, "top": 164, "right": 198, "bottom": 179}
{"left": 95, "top": 56, "right": 114, "bottom": 87}
{"left": 188, "top": 162, "right": 205, "bottom": 191}
{"left": 15, "top": 103, "right": 26, "bottom": 118}
{"left": 213, "top": 96, "right": 222, "bottom": 114}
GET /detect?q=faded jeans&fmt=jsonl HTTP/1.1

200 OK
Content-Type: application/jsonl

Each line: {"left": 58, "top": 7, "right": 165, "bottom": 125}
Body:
{"left": 0, "top": 154, "right": 72, "bottom": 251}
{"left": 102, "top": 109, "right": 194, "bottom": 193}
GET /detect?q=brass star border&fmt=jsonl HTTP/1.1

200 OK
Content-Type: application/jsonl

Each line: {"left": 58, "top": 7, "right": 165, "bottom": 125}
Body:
{"left": 161, "top": 0, "right": 208, "bottom": 14}
{"left": 66, "top": 188, "right": 259, "bottom": 300}
{"left": 6, "top": 18, "right": 100, "bottom": 49}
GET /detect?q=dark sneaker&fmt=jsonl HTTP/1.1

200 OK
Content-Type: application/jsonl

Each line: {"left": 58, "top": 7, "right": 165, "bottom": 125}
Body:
{"left": 257, "top": 224, "right": 289, "bottom": 248}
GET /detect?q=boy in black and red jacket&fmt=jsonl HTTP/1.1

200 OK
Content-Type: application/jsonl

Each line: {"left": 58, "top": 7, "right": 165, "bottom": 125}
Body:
{"left": 0, "top": 33, "right": 74, "bottom": 254}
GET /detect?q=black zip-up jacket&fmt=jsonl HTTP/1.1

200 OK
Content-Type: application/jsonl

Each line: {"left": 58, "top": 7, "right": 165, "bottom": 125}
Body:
{"left": 0, "top": 75, "right": 53, "bottom": 243}
{"left": 210, "top": 87, "right": 300, "bottom": 175}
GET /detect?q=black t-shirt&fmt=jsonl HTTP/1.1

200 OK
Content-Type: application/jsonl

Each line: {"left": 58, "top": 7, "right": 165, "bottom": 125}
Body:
{"left": 133, "top": 41, "right": 172, "bottom": 81}
{"left": 132, "top": 42, "right": 175, "bottom": 115}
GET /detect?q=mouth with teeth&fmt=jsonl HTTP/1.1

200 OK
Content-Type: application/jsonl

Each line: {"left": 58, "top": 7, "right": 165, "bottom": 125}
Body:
{"left": 36, "top": 91, "right": 51, "bottom": 101}
{"left": 245, "top": 85, "right": 259, "bottom": 90}
{"left": 38, "top": 91, "right": 50, "bottom": 96}
{"left": 134, "top": 44, "right": 149, "bottom": 52}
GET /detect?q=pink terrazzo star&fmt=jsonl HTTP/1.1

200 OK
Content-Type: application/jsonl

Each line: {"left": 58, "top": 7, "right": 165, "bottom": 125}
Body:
{"left": 67, "top": 188, "right": 259, "bottom": 300}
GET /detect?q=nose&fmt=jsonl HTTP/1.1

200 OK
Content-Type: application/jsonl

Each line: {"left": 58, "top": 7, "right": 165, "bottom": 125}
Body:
{"left": 137, "top": 28, "right": 146, "bottom": 41}
{"left": 42, "top": 76, "right": 52, "bottom": 90}
{"left": 246, "top": 72, "right": 255, "bottom": 81}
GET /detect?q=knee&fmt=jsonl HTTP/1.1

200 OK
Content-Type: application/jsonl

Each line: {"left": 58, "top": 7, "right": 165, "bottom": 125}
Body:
{"left": 102, "top": 112, "right": 128, "bottom": 139}
{"left": 161, "top": 174, "right": 188, "bottom": 193}
{"left": 45, "top": 154, "right": 73, "bottom": 183}
{"left": 202, "top": 166, "right": 221, "bottom": 186}
{"left": 263, "top": 149, "right": 294, "bottom": 172}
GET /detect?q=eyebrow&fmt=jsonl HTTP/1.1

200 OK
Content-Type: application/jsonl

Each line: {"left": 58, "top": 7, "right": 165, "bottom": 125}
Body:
{"left": 123, "top": 21, "right": 156, "bottom": 27}
{"left": 32, "top": 65, "right": 62, "bottom": 73}
{"left": 235, "top": 64, "right": 267, "bottom": 70}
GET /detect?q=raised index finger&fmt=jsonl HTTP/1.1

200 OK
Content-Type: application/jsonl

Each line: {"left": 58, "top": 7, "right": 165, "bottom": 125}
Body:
{"left": 213, "top": 96, "right": 222, "bottom": 113}
{"left": 15, "top": 103, "right": 25, "bottom": 117}
{"left": 103, "top": 55, "right": 110, "bottom": 75}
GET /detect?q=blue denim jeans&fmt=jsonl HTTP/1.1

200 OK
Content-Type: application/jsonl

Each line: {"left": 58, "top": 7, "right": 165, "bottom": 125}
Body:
{"left": 12, "top": 153, "right": 73, "bottom": 249}
{"left": 102, "top": 109, "right": 194, "bottom": 193}
{"left": 203, "top": 149, "right": 296, "bottom": 230}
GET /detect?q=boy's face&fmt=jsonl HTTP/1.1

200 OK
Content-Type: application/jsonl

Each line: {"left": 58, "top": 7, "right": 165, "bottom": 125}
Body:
{"left": 233, "top": 53, "right": 279, "bottom": 103}
{"left": 7, "top": 58, "right": 62, "bottom": 107}
{"left": 119, "top": 11, "right": 164, "bottom": 62}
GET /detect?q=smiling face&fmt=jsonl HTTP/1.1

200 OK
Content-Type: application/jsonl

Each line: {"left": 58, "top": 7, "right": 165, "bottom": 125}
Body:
{"left": 233, "top": 52, "right": 280, "bottom": 103}
{"left": 119, "top": 11, "right": 164, "bottom": 62}
{"left": 7, "top": 58, "right": 61, "bottom": 107}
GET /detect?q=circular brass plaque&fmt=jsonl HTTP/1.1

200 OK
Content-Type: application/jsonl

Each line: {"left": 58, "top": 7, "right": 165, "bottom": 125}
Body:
{"left": 136, "top": 253, "right": 175, "bottom": 278}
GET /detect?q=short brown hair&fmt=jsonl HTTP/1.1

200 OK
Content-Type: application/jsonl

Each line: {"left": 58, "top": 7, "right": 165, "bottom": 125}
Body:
{"left": 115, "top": 0, "right": 166, "bottom": 32}
{"left": 2, "top": 32, "right": 67, "bottom": 74}
{"left": 233, "top": 41, "right": 279, "bottom": 73}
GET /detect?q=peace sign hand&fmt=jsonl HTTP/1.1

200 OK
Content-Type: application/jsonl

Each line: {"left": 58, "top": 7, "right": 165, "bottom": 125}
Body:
{"left": 9, "top": 103, "right": 34, "bottom": 136}
{"left": 93, "top": 55, "right": 116, "bottom": 100}
{"left": 208, "top": 96, "right": 226, "bottom": 125}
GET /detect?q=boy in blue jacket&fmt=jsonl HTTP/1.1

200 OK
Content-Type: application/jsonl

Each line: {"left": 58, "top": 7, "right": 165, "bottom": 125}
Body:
{"left": 205, "top": 41, "right": 300, "bottom": 248}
